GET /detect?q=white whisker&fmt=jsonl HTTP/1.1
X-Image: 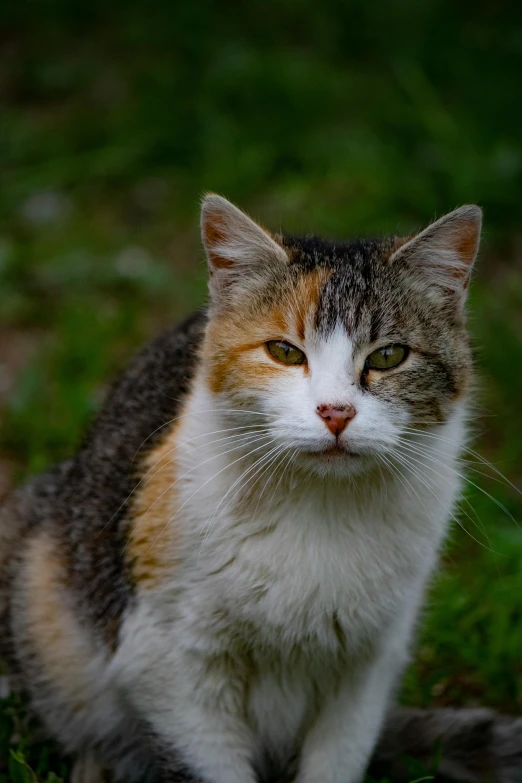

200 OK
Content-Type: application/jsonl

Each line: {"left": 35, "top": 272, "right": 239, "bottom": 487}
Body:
{"left": 401, "top": 427, "right": 522, "bottom": 497}
{"left": 395, "top": 439, "right": 518, "bottom": 527}
{"left": 389, "top": 448, "right": 497, "bottom": 552}
{"left": 197, "top": 444, "right": 286, "bottom": 557}
{"left": 147, "top": 438, "right": 276, "bottom": 552}
{"left": 122, "top": 432, "right": 273, "bottom": 554}
{"left": 102, "top": 425, "right": 271, "bottom": 538}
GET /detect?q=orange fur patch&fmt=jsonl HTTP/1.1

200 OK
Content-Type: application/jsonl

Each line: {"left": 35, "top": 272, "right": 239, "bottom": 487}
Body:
{"left": 204, "top": 268, "right": 330, "bottom": 395}
{"left": 24, "top": 531, "right": 97, "bottom": 713}
{"left": 126, "top": 427, "right": 181, "bottom": 589}
{"left": 291, "top": 267, "right": 331, "bottom": 342}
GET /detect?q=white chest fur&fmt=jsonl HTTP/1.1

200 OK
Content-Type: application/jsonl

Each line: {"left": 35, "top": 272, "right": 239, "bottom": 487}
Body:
{"left": 115, "top": 384, "right": 466, "bottom": 783}
{"left": 137, "top": 377, "right": 462, "bottom": 645}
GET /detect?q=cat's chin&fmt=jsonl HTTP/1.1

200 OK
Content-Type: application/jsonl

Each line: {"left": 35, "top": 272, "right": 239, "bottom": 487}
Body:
{"left": 294, "top": 446, "right": 370, "bottom": 479}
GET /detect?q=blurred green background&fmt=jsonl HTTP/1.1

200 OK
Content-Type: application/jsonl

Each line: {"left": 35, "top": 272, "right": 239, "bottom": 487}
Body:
{"left": 1, "top": 0, "right": 522, "bottom": 780}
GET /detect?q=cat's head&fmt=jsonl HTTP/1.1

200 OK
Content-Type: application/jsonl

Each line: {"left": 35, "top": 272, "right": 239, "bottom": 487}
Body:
{"left": 200, "top": 195, "right": 481, "bottom": 478}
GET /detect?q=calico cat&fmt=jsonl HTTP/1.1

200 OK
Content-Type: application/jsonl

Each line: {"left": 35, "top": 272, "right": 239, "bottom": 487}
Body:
{"left": 1, "top": 195, "right": 521, "bottom": 783}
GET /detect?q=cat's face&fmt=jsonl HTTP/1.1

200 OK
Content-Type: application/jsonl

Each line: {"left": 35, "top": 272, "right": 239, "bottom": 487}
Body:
{"left": 201, "top": 196, "right": 481, "bottom": 478}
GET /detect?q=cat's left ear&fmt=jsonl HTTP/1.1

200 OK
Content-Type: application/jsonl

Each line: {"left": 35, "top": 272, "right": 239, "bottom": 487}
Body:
{"left": 201, "top": 194, "right": 288, "bottom": 300}
{"left": 389, "top": 205, "right": 482, "bottom": 304}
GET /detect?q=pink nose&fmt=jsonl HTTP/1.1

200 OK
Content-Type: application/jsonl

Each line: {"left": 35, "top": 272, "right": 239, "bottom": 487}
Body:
{"left": 316, "top": 404, "right": 356, "bottom": 437}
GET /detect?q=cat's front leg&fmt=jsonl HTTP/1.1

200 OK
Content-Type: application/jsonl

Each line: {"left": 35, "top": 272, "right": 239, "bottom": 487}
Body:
{"left": 163, "top": 694, "right": 256, "bottom": 783}
{"left": 295, "top": 653, "right": 404, "bottom": 783}
{"left": 128, "top": 645, "right": 258, "bottom": 783}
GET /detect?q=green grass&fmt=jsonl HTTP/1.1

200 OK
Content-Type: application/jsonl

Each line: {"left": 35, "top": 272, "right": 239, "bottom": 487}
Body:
{"left": 1, "top": 0, "right": 522, "bottom": 779}
{"left": 0, "top": 689, "right": 67, "bottom": 783}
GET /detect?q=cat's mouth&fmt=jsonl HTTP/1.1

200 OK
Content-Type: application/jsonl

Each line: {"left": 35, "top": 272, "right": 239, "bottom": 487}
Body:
{"left": 309, "top": 445, "right": 359, "bottom": 458}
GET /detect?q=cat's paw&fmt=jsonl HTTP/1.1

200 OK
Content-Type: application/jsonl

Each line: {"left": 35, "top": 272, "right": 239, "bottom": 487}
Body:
{"left": 70, "top": 754, "right": 107, "bottom": 783}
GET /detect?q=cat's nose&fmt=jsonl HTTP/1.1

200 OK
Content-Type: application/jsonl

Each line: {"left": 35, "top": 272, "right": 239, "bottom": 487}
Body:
{"left": 316, "top": 404, "right": 356, "bottom": 437}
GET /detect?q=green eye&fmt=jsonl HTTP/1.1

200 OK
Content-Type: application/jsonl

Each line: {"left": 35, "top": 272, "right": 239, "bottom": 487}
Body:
{"left": 266, "top": 340, "right": 306, "bottom": 365}
{"left": 366, "top": 345, "right": 408, "bottom": 370}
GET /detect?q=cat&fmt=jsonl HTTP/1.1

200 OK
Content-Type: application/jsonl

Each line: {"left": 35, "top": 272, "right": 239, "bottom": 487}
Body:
{"left": 1, "top": 195, "right": 521, "bottom": 783}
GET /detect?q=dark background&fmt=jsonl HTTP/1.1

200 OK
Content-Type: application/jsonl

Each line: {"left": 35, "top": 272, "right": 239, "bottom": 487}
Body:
{"left": 1, "top": 2, "right": 522, "bottom": 780}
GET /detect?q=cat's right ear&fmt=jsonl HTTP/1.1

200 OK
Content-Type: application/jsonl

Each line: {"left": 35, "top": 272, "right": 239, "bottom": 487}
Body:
{"left": 201, "top": 194, "right": 288, "bottom": 301}
{"left": 389, "top": 205, "right": 482, "bottom": 306}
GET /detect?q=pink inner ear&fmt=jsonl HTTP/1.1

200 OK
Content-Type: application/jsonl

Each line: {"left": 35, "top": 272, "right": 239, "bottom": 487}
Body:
{"left": 454, "top": 221, "right": 480, "bottom": 268}
{"left": 202, "top": 213, "right": 235, "bottom": 270}
{"left": 449, "top": 220, "right": 480, "bottom": 291}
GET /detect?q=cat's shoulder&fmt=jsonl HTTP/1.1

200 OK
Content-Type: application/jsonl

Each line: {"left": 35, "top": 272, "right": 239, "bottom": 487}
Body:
{"left": 3, "top": 309, "right": 208, "bottom": 649}
{"left": 83, "top": 307, "right": 208, "bottom": 459}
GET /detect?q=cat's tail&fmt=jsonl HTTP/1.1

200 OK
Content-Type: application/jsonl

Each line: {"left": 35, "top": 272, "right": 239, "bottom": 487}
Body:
{"left": 370, "top": 707, "right": 522, "bottom": 783}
